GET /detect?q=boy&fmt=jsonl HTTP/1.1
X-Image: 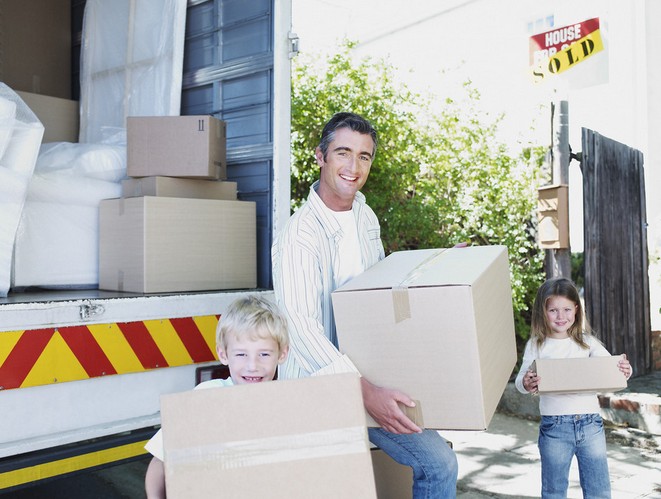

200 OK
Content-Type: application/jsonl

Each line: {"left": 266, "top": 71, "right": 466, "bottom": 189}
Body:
{"left": 144, "top": 294, "right": 290, "bottom": 499}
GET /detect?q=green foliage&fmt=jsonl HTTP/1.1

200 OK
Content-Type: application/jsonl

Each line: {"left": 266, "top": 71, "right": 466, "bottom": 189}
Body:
{"left": 291, "top": 43, "right": 546, "bottom": 344}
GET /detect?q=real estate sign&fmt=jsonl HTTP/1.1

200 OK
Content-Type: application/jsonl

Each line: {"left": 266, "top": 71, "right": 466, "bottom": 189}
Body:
{"left": 530, "top": 17, "right": 606, "bottom": 86}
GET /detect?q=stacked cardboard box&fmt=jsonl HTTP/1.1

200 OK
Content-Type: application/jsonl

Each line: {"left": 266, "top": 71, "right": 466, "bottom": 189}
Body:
{"left": 332, "top": 245, "right": 517, "bottom": 430}
{"left": 98, "top": 116, "right": 256, "bottom": 294}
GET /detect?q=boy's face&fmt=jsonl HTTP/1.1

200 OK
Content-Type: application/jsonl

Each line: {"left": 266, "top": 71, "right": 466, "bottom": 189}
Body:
{"left": 217, "top": 332, "right": 288, "bottom": 385}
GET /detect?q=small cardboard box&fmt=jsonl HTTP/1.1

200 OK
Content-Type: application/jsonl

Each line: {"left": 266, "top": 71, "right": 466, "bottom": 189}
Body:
{"left": 160, "top": 373, "right": 377, "bottom": 499}
{"left": 99, "top": 196, "right": 256, "bottom": 293}
{"left": 532, "top": 356, "right": 627, "bottom": 394}
{"left": 121, "top": 176, "right": 237, "bottom": 200}
{"left": 332, "top": 246, "right": 517, "bottom": 430}
{"left": 127, "top": 116, "right": 227, "bottom": 179}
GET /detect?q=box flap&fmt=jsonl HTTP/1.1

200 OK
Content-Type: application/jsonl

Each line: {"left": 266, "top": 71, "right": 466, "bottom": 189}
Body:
{"left": 335, "top": 246, "right": 508, "bottom": 293}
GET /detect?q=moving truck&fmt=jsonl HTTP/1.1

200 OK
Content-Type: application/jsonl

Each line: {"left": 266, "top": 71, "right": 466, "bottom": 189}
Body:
{"left": 0, "top": 0, "right": 294, "bottom": 490}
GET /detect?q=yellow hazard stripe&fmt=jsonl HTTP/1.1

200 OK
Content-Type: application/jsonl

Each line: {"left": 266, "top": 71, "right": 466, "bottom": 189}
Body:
{"left": 0, "top": 440, "right": 149, "bottom": 490}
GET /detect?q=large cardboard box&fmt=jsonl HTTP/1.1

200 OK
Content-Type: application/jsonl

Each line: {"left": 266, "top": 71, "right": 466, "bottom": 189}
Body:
{"left": 532, "top": 356, "right": 627, "bottom": 394}
{"left": 99, "top": 196, "right": 256, "bottom": 293}
{"left": 371, "top": 449, "right": 412, "bottom": 499}
{"left": 332, "top": 246, "right": 517, "bottom": 430}
{"left": 127, "top": 116, "right": 227, "bottom": 179}
{"left": 121, "top": 176, "right": 237, "bottom": 200}
{"left": 0, "top": 0, "right": 71, "bottom": 99}
{"left": 160, "top": 373, "right": 377, "bottom": 499}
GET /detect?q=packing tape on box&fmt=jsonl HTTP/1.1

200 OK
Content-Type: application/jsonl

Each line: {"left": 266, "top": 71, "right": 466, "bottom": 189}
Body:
{"left": 166, "top": 426, "right": 368, "bottom": 471}
{"left": 392, "top": 249, "right": 449, "bottom": 323}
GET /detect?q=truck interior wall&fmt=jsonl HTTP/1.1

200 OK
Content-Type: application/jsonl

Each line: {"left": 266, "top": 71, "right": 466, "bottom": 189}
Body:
{"left": 70, "top": 0, "right": 275, "bottom": 290}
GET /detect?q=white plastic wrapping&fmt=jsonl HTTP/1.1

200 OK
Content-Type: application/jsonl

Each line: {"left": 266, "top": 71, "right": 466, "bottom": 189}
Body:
{"left": 79, "top": 0, "right": 187, "bottom": 144}
{"left": 0, "top": 84, "right": 45, "bottom": 297}
{"left": 12, "top": 143, "right": 125, "bottom": 289}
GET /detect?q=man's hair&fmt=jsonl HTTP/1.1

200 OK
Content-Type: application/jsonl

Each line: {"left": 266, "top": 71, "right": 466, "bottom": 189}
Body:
{"left": 318, "top": 112, "right": 378, "bottom": 160}
{"left": 216, "top": 295, "right": 289, "bottom": 353}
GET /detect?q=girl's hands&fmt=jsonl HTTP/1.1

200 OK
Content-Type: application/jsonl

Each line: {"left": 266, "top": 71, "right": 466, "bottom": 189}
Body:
{"left": 523, "top": 369, "right": 540, "bottom": 393}
{"left": 618, "top": 353, "right": 633, "bottom": 380}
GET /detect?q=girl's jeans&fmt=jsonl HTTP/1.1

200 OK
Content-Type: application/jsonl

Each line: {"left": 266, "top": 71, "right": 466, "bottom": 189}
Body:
{"left": 368, "top": 428, "right": 458, "bottom": 499}
{"left": 538, "top": 414, "right": 611, "bottom": 498}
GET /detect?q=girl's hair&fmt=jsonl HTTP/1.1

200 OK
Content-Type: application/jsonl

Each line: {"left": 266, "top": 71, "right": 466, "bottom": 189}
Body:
{"left": 216, "top": 295, "right": 289, "bottom": 353}
{"left": 530, "top": 277, "right": 591, "bottom": 349}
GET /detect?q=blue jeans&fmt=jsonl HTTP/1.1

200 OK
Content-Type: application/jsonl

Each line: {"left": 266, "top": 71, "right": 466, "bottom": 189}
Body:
{"left": 538, "top": 414, "right": 611, "bottom": 498}
{"left": 369, "top": 428, "right": 458, "bottom": 499}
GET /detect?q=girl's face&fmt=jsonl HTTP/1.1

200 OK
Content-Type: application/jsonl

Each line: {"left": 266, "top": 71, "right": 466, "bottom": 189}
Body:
{"left": 544, "top": 295, "right": 577, "bottom": 339}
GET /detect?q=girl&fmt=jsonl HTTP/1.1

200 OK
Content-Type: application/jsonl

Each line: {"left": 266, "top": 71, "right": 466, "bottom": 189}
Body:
{"left": 515, "top": 277, "right": 632, "bottom": 499}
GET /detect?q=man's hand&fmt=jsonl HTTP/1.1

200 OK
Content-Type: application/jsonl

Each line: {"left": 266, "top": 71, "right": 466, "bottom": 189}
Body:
{"left": 361, "top": 378, "right": 422, "bottom": 434}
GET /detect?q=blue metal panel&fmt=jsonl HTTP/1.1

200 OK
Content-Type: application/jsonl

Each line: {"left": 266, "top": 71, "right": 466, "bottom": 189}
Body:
{"left": 182, "top": 0, "right": 274, "bottom": 289}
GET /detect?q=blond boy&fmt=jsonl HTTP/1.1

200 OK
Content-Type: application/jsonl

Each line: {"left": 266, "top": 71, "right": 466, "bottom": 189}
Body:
{"left": 144, "top": 295, "right": 289, "bottom": 499}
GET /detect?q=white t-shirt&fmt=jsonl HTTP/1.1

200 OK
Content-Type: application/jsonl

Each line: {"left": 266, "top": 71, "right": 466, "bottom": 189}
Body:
{"left": 327, "top": 207, "right": 364, "bottom": 287}
{"left": 145, "top": 377, "right": 233, "bottom": 461}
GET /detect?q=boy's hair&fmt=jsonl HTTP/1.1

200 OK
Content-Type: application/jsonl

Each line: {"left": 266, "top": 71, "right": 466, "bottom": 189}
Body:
{"left": 318, "top": 112, "right": 378, "bottom": 160}
{"left": 530, "top": 277, "right": 591, "bottom": 349}
{"left": 216, "top": 295, "right": 289, "bottom": 353}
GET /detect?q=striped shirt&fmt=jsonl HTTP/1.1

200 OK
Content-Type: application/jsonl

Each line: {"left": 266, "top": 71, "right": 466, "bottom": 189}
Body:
{"left": 272, "top": 181, "right": 385, "bottom": 379}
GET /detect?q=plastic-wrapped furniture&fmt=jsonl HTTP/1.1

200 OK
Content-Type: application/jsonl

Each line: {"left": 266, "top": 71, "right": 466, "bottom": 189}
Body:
{"left": 0, "top": 85, "right": 44, "bottom": 297}
{"left": 79, "top": 0, "right": 187, "bottom": 144}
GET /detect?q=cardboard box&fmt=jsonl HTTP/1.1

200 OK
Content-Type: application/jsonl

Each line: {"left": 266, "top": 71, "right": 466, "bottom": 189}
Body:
{"left": 127, "top": 116, "right": 227, "bottom": 179}
{"left": 121, "top": 176, "right": 237, "bottom": 200}
{"left": 99, "top": 196, "right": 256, "bottom": 293}
{"left": 332, "top": 246, "right": 517, "bottom": 430}
{"left": 538, "top": 184, "right": 569, "bottom": 249}
{"left": 16, "top": 91, "right": 79, "bottom": 143}
{"left": 371, "top": 449, "right": 412, "bottom": 499}
{"left": 0, "top": 0, "right": 71, "bottom": 99}
{"left": 160, "top": 373, "right": 377, "bottom": 499}
{"left": 532, "top": 357, "right": 628, "bottom": 394}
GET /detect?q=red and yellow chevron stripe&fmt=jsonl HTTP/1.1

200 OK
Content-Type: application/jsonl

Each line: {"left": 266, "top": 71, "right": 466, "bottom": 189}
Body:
{"left": 0, "top": 315, "right": 220, "bottom": 390}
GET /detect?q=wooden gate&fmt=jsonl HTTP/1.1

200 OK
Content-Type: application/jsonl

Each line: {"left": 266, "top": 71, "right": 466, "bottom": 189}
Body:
{"left": 581, "top": 128, "right": 652, "bottom": 376}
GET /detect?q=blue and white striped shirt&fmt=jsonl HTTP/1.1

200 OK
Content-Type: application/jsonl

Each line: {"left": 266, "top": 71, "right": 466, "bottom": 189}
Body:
{"left": 272, "top": 181, "right": 385, "bottom": 379}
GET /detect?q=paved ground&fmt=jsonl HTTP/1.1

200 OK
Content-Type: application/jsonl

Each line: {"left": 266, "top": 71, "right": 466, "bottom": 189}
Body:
{"left": 446, "top": 412, "right": 661, "bottom": 499}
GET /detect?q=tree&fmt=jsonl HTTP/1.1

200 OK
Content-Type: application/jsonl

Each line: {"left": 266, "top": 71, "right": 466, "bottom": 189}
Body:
{"left": 291, "top": 43, "right": 546, "bottom": 345}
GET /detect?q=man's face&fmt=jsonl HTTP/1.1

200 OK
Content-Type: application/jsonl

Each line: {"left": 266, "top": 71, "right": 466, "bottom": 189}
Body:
{"left": 217, "top": 331, "right": 288, "bottom": 385}
{"left": 316, "top": 127, "right": 375, "bottom": 211}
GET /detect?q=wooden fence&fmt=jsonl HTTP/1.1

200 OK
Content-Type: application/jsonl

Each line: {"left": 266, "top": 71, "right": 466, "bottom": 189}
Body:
{"left": 581, "top": 128, "right": 652, "bottom": 375}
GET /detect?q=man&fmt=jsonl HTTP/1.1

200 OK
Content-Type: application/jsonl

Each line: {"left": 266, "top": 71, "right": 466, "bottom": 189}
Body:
{"left": 272, "top": 112, "right": 458, "bottom": 498}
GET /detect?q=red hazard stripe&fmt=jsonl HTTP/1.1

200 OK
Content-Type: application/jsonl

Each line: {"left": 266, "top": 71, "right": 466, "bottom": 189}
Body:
{"left": 0, "top": 328, "right": 54, "bottom": 389}
{"left": 59, "top": 326, "right": 118, "bottom": 377}
{"left": 170, "top": 317, "right": 216, "bottom": 362}
{"left": 118, "top": 321, "right": 169, "bottom": 369}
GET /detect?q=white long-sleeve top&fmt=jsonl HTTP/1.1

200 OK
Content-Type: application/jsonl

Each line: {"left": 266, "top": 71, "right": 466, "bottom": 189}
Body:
{"left": 515, "top": 335, "right": 611, "bottom": 415}
{"left": 271, "top": 181, "right": 384, "bottom": 379}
